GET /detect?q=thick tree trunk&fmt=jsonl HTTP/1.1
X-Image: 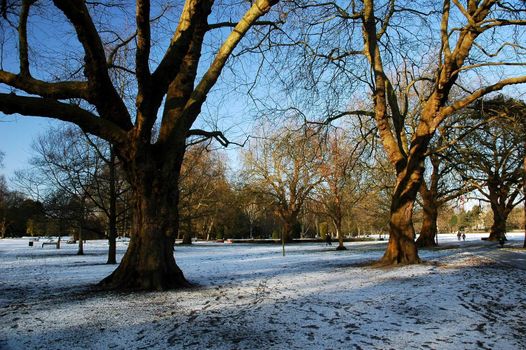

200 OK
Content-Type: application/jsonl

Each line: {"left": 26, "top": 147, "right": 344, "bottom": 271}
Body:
{"left": 488, "top": 208, "right": 508, "bottom": 241}
{"left": 100, "top": 150, "right": 190, "bottom": 290}
{"left": 279, "top": 211, "right": 300, "bottom": 243}
{"left": 379, "top": 162, "right": 423, "bottom": 265}
{"left": 282, "top": 221, "right": 294, "bottom": 243}
{"left": 100, "top": 193, "right": 190, "bottom": 290}
{"left": 182, "top": 232, "right": 192, "bottom": 244}
{"left": 100, "top": 226, "right": 188, "bottom": 290}
{"left": 380, "top": 199, "right": 420, "bottom": 264}
{"left": 416, "top": 195, "right": 438, "bottom": 248}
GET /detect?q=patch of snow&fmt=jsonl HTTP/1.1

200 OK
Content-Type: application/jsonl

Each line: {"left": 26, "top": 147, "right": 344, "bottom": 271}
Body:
{"left": 1, "top": 233, "right": 525, "bottom": 349}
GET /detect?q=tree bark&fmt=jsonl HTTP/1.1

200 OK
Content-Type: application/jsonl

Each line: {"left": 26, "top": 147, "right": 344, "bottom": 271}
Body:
{"left": 280, "top": 212, "right": 300, "bottom": 243}
{"left": 107, "top": 146, "right": 117, "bottom": 264}
{"left": 100, "top": 224, "right": 188, "bottom": 290}
{"left": 381, "top": 200, "right": 420, "bottom": 264}
{"left": 333, "top": 218, "right": 347, "bottom": 250}
{"left": 182, "top": 227, "right": 192, "bottom": 245}
{"left": 0, "top": 219, "right": 6, "bottom": 238}
{"left": 379, "top": 162, "right": 423, "bottom": 265}
{"left": 488, "top": 207, "right": 508, "bottom": 241}
{"left": 77, "top": 226, "right": 84, "bottom": 255}
{"left": 282, "top": 220, "right": 294, "bottom": 243}
{"left": 416, "top": 188, "right": 439, "bottom": 248}
{"left": 100, "top": 150, "right": 190, "bottom": 290}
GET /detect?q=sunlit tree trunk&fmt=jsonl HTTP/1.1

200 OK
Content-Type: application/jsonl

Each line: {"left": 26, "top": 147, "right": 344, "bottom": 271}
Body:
{"left": 416, "top": 186, "right": 438, "bottom": 248}
{"left": 380, "top": 165, "right": 423, "bottom": 264}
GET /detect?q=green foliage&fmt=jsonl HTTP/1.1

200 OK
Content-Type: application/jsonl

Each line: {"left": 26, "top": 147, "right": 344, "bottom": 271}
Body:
{"left": 319, "top": 222, "right": 328, "bottom": 239}
{"left": 449, "top": 215, "right": 458, "bottom": 228}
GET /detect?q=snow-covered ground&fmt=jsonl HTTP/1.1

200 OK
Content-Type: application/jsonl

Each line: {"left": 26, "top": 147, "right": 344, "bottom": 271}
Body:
{"left": 1, "top": 233, "right": 525, "bottom": 350}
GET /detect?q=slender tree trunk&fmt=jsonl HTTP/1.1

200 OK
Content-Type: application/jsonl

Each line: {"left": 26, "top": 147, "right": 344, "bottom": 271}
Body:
{"left": 206, "top": 218, "right": 214, "bottom": 241}
{"left": 334, "top": 218, "right": 347, "bottom": 250}
{"left": 77, "top": 225, "right": 84, "bottom": 255}
{"left": 77, "top": 199, "right": 86, "bottom": 255}
{"left": 0, "top": 219, "right": 6, "bottom": 238}
{"left": 107, "top": 146, "right": 117, "bottom": 264}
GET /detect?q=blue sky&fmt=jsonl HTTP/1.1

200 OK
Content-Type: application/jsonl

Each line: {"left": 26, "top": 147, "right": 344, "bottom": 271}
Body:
{"left": 0, "top": 116, "right": 64, "bottom": 185}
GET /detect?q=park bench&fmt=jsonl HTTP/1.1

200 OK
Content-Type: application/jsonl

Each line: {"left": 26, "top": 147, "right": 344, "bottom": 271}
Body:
{"left": 42, "top": 241, "right": 59, "bottom": 248}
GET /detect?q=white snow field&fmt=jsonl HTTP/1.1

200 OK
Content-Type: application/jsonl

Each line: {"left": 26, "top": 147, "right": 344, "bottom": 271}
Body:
{"left": 1, "top": 233, "right": 525, "bottom": 350}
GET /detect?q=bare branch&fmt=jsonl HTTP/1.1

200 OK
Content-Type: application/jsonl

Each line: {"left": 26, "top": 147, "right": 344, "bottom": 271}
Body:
{"left": 208, "top": 20, "right": 283, "bottom": 30}
{"left": 0, "top": 70, "right": 89, "bottom": 100}
{"left": 0, "top": 93, "right": 127, "bottom": 145}
{"left": 439, "top": 76, "right": 526, "bottom": 120}
{"left": 187, "top": 129, "right": 248, "bottom": 148}
{"left": 18, "top": 0, "right": 33, "bottom": 76}
{"left": 52, "top": 0, "right": 133, "bottom": 130}
{"left": 135, "top": 0, "right": 151, "bottom": 98}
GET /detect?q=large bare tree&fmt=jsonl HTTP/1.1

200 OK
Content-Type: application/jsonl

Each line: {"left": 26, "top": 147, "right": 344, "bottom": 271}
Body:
{"left": 360, "top": 0, "right": 526, "bottom": 264}
{"left": 315, "top": 127, "right": 371, "bottom": 250}
{"left": 25, "top": 126, "right": 127, "bottom": 262}
{"left": 416, "top": 120, "right": 476, "bottom": 247}
{"left": 278, "top": 0, "right": 526, "bottom": 263}
{"left": 0, "top": 0, "right": 279, "bottom": 290}
{"left": 450, "top": 96, "right": 525, "bottom": 241}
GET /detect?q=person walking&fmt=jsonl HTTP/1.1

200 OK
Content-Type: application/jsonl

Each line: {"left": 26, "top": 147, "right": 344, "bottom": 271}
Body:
{"left": 325, "top": 233, "right": 332, "bottom": 246}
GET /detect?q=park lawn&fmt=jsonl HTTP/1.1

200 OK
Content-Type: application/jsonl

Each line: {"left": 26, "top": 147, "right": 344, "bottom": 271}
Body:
{"left": 1, "top": 233, "right": 525, "bottom": 349}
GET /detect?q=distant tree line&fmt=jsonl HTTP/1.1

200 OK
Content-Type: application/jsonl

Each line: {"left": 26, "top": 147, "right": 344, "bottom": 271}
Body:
{"left": 3, "top": 94, "right": 523, "bottom": 249}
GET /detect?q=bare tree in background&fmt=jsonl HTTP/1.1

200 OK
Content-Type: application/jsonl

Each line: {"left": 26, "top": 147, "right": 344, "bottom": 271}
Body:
{"left": 271, "top": 0, "right": 526, "bottom": 264}
{"left": 242, "top": 125, "right": 323, "bottom": 243}
{"left": 23, "top": 126, "right": 128, "bottom": 262}
{"left": 315, "top": 127, "right": 372, "bottom": 250}
{"left": 416, "top": 118, "right": 478, "bottom": 247}
{"left": 178, "top": 145, "right": 229, "bottom": 244}
{"left": 450, "top": 96, "right": 525, "bottom": 242}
